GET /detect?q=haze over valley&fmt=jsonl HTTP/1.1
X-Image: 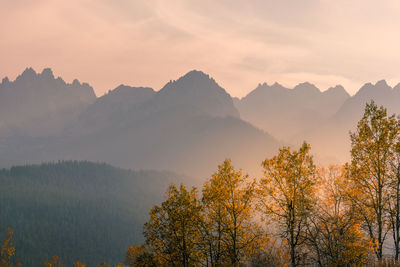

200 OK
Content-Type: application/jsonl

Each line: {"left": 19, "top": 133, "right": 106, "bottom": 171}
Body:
{"left": 1, "top": 67, "right": 399, "bottom": 176}
{"left": 3, "top": 67, "right": 400, "bottom": 265}
{"left": 4, "top": 1, "right": 400, "bottom": 266}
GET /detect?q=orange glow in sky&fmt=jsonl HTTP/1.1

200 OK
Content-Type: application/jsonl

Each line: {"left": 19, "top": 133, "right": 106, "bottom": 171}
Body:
{"left": 1, "top": 0, "right": 400, "bottom": 97}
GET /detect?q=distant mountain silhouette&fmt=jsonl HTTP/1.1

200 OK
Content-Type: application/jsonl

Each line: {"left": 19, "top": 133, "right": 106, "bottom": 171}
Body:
{"left": 0, "top": 67, "right": 96, "bottom": 137}
{"left": 303, "top": 80, "right": 400, "bottom": 163}
{"left": 0, "top": 70, "right": 278, "bottom": 177}
{"left": 2, "top": 67, "right": 398, "bottom": 172}
{"left": 235, "top": 82, "right": 350, "bottom": 141}
{"left": 235, "top": 79, "right": 400, "bottom": 163}
{"left": 72, "top": 85, "right": 156, "bottom": 134}
{"left": 153, "top": 70, "right": 239, "bottom": 118}
{"left": 334, "top": 80, "right": 398, "bottom": 121}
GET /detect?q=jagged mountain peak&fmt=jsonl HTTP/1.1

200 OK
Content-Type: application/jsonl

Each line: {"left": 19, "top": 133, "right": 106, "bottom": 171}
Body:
{"left": 355, "top": 80, "right": 392, "bottom": 97}
{"left": 181, "top": 69, "right": 212, "bottom": 80}
{"left": 237, "top": 80, "right": 351, "bottom": 141}
{"left": 12, "top": 67, "right": 62, "bottom": 85}
{"left": 72, "top": 78, "right": 81, "bottom": 86}
{"left": 375, "top": 79, "right": 390, "bottom": 88}
{"left": 154, "top": 70, "right": 239, "bottom": 118}
{"left": 293, "top": 82, "right": 320, "bottom": 94}
{"left": 328, "top": 84, "right": 345, "bottom": 91}
{"left": 255, "top": 82, "right": 268, "bottom": 88}
{"left": 1, "top": 77, "right": 10, "bottom": 85}
{"left": 160, "top": 70, "right": 221, "bottom": 94}
{"left": 243, "top": 82, "right": 288, "bottom": 100}
{"left": 250, "top": 82, "right": 268, "bottom": 93}
{"left": 355, "top": 82, "right": 374, "bottom": 96}
{"left": 255, "top": 82, "right": 286, "bottom": 89}
{"left": 17, "top": 67, "right": 37, "bottom": 80}
{"left": 0, "top": 67, "right": 96, "bottom": 128}
{"left": 272, "top": 82, "right": 284, "bottom": 88}
{"left": 324, "top": 85, "right": 350, "bottom": 98}
{"left": 40, "top": 68, "right": 54, "bottom": 80}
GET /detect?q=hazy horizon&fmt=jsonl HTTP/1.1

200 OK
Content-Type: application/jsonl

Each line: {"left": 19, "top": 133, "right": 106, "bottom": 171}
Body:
{"left": 3, "top": 2, "right": 400, "bottom": 266}
{"left": 3, "top": 66, "right": 400, "bottom": 99}
{"left": 2, "top": 0, "right": 400, "bottom": 97}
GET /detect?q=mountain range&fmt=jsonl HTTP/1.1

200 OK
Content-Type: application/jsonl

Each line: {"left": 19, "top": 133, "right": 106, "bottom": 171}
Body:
{"left": 1, "top": 67, "right": 400, "bottom": 175}
{"left": 235, "top": 82, "right": 350, "bottom": 141}
{"left": 0, "top": 68, "right": 95, "bottom": 137}
{"left": 235, "top": 79, "right": 400, "bottom": 163}
{"left": 0, "top": 69, "right": 277, "bottom": 178}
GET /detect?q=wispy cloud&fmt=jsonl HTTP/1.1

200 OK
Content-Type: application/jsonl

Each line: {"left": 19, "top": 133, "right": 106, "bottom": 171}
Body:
{"left": 1, "top": 0, "right": 400, "bottom": 96}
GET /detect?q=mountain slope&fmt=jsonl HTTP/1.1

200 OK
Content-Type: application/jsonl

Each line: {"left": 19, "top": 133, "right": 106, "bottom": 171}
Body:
{"left": 153, "top": 70, "right": 239, "bottom": 118}
{"left": 236, "top": 82, "right": 350, "bottom": 141}
{"left": 0, "top": 70, "right": 279, "bottom": 177}
{"left": 301, "top": 80, "right": 400, "bottom": 163}
{"left": 0, "top": 68, "right": 96, "bottom": 137}
{"left": 71, "top": 85, "right": 156, "bottom": 134}
{"left": 56, "top": 71, "right": 277, "bottom": 177}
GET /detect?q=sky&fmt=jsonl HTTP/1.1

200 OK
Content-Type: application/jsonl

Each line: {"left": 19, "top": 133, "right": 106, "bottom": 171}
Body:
{"left": 1, "top": 0, "right": 400, "bottom": 97}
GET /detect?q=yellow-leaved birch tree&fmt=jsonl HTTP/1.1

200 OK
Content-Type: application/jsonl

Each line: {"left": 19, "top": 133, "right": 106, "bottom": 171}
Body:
{"left": 143, "top": 184, "right": 203, "bottom": 267}
{"left": 201, "top": 159, "right": 263, "bottom": 267}
{"left": 347, "top": 101, "right": 398, "bottom": 260}
{"left": 259, "top": 142, "right": 317, "bottom": 267}
{"left": 306, "top": 165, "right": 372, "bottom": 266}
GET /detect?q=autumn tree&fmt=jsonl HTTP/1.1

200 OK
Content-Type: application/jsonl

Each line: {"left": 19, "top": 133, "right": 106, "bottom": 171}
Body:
{"left": 72, "top": 261, "right": 86, "bottom": 267}
{"left": 259, "top": 142, "right": 318, "bottom": 267}
{"left": 347, "top": 101, "right": 399, "bottom": 260}
{"left": 306, "top": 165, "right": 372, "bottom": 266}
{"left": 248, "top": 236, "right": 288, "bottom": 267}
{"left": 97, "top": 263, "right": 123, "bottom": 267}
{"left": 125, "top": 245, "right": 157, "bottom": 267}
{"left": 201, "top": 159, "right": 263, "bottom": 266}
{"left": 43, "top": 256, "right": 64, "bottom": 267}
{"left": 389, "top": 120, "right": 400, "bottom": 261}
{"left": 1, "top": 228, "right": 15, "bottom": 267}
{"left": 143, "top": 184, "right": 203, "bottom": 267}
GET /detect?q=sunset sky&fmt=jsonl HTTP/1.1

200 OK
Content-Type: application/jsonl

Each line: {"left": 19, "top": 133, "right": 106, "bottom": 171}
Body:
{"left": 2, "top": 0, "right": 400, "bottom": 97}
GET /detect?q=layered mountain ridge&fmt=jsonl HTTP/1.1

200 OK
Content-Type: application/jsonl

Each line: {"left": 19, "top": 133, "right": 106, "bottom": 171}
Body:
{"left": 0, "top": 67, "right": 96, "bottom": 137}
{"left": 0, "top": 68, "right": 277, "bottom": 178}
{"left": 235, "top": 81, "right": 350, "bottom": 141}
{"left": 303, "top": 79, "right": 400, "bottom": 163}
{"left": 1, "top": 67, "right": 400, "bottom": 174}
{"left": 235, "top": 78, "right": 400, "bottom": 163}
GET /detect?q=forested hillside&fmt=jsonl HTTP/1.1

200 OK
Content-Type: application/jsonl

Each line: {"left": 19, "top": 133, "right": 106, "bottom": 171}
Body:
{"left": 3, "top": 102, "right": 400, "bottom": 266}
{"left": 0, "top": 161, "right": 189, "bottom": 266}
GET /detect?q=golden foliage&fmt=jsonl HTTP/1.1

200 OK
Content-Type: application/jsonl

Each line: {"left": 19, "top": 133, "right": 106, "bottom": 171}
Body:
{"left": 42, "top": 256, "right": 64, "bottom": 267}
{"left": 143, "top": 184, "right": 203, "bottom": 266}
{"left": 307, "top": 165, "right": 373, "bottom": 266}
{"left": 347, "top": 101, "right": 400, "bottom": 259}
{"left": 259, "top": 142, "right": 317, "bottom": 267}
{"left": 125, "top": 245, "right": 156, "bottom": 267}
{"left": 201, "top": 159, "right": 263, "bottom": 266}
{"left": 72, "top": 261, "right": 85, "bottom": 267}
{"left": 1, "top": 228, "right": 15, "bottom": 267}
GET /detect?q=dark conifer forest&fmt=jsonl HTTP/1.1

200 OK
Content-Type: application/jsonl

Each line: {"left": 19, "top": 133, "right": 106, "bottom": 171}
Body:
{"left": 0, "top": 161, "right": 186, "bottom": 266}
